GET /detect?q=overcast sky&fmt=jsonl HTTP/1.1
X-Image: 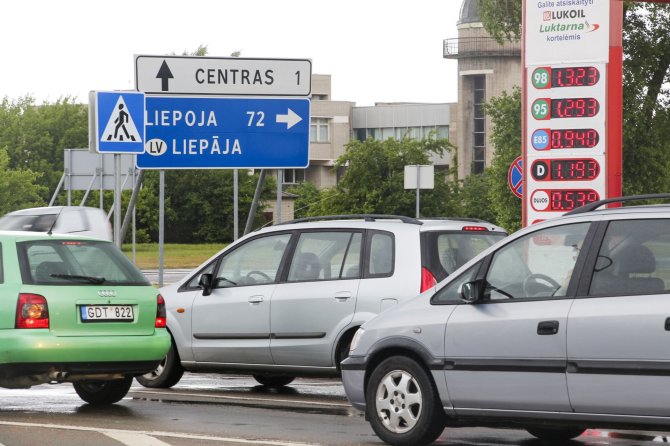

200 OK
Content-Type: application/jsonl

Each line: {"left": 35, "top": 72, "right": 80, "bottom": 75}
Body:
{"left": 0, "top": 0, "right": 463, "bottom": 106}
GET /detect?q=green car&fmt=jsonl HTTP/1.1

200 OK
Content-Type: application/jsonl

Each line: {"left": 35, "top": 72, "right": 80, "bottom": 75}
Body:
{"left": 0, "top": 231, "right": 170, "bottom": 404}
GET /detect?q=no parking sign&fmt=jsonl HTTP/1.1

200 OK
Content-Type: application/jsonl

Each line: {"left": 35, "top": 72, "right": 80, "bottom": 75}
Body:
{"left": 508, "top": 156, "right": 523, "bottom": 199}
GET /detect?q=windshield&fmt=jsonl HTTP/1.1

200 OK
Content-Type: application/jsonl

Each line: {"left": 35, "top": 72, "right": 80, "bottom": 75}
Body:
{"left": 0, "top": 214, "right": 57, "bottom": 232}
{"left": 18, "top": 240, "right": 149, "bottom": 286}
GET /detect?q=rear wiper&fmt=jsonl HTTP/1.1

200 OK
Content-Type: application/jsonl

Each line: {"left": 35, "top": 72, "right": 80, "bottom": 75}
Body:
{"left": 49, "top": 274, "right": 106, "bottom": 285}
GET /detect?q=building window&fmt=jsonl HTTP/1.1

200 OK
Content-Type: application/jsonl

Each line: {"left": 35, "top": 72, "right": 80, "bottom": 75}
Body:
{"left": 472, "top": 75, "right": 486, "bottom": 174}
{"left": 310, "top": 118, "right": 329, "bottom": 142}
{"left": 284, "top": 169, "right": 305, "bottom": 184}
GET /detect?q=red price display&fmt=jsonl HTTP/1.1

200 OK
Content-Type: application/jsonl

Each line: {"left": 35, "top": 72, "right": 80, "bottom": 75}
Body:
{"left": 550, "top": 189, "right": 599, "bottom": 211}
{"left": 551, "top": 67, "right": 600, "bottom": 88}
{"left": 551, "top": 98, "right": 599, "bottom": 118}
{"left": 551, "top": 159, "right": 599, "bottom": 180}
{"left": 550, "top": 129, "right": 599, "bottom": 149}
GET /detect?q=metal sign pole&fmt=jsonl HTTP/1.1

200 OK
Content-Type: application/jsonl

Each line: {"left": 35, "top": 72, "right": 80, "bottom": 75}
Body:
{"left": 114, "top": 154, "right": 122, "bottom": 248}
{"left": 277, "top": 169, "right": 283, "bottom": 224}
{"left": 234, "top": 169, "right": 239, "bottom": 240}
{"left": 158, "top": 170, "right": 165, "bottom": 288}
{"left": 416, "top": 166, "right": 421, "bottom": 219}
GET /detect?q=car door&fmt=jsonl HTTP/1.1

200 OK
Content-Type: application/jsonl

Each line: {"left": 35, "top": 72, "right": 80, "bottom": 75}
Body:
{"left": 269, "top": 230, "right": 362, "bottom": 367}
{"left": 191, "top": 232, "right": 292, "bottom": 365}
{"left": 443, "top": 222, "right": 592, "bottom": 413}
{"left": 567, "top": 218, "right": 670, "bottom": 416}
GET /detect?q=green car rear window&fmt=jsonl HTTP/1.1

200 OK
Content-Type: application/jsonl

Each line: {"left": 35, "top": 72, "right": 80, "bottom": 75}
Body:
{"left": 18, "top": 240, "right": 149, "bottom": 286}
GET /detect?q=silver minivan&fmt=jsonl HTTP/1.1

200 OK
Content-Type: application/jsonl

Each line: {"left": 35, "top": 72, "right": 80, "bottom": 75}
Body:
{"left": 342, "top": 195, "right": 670, "bottom": 445}
{"left": 0, "top": 206, "right": 112, "bottom": 241}
{"left": 137, "top": 215, "right": 506, "bottom": 388}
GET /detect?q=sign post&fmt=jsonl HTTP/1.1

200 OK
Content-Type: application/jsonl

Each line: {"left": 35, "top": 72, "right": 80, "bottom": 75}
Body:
{"left": 404, "top": 165, "right": 434, "bottom": 218}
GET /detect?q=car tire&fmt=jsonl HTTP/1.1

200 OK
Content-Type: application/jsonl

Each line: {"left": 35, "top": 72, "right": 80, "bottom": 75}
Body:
{"left": 366, "top": 356, "right": 446, "bottom": 446}
{"left": 253, "top": 374, "right": 295, "bottom": 387}
{"left": 526, "top": 426, "right": 586, "bottom": 441}
{"left": 136, "top": 342, "right": 184, "bottom": 388}
{"left": 73, "top": 377, "right": 133, "bottom": 405}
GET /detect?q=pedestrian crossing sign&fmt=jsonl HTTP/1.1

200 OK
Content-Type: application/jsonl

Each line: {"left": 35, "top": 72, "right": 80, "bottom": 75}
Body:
{"left": 90, "top": 91, "right": 145, "bottom": 154}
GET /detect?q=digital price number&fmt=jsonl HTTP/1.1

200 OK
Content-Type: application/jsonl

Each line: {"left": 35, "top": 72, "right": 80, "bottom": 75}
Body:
{"left": 531, "top": 98, "right": 599, "bottom": 120}
{"left": 531, "top": 189, "right": 600, "bottom": 212}
{"left": 531, "top": 158, "right": 600, "bottom": 181}
{"left": 531, "top": 66, "right": 600, "bottom": 89}
{"left": 531, "top": 128, "right": 600, "bottom": 150}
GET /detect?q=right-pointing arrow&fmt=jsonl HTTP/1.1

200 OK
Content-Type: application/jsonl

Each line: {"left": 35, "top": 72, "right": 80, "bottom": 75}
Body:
{"left": 276, "top": 108, "right": 302, "bottom": 129}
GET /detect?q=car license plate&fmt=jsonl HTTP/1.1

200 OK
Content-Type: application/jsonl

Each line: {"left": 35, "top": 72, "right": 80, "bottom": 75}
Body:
{"left": 81, "top": 305, "right": 134, "bottom": 322}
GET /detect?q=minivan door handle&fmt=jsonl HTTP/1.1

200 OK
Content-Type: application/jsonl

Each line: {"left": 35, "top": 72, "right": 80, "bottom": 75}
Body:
{"left": 248, "top": 295, "right": 264, "bottom": 304}
{"left": 334, "top": 291, "right": 353, "bottom": 302}
{"left": 537, "top": 320, "right": 559, "bottom": 335}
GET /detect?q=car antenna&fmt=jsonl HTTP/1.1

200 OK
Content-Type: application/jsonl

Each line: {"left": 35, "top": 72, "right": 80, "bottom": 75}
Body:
{"left": 47, "top": 207, "right": 65, "bottom": 236}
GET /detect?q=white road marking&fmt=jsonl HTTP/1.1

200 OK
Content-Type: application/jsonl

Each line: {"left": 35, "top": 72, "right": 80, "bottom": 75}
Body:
{"left": 104, "top": 432, "right": 171, "bottom": 446}
{"left": 0, "top": 420, "right": 319, "bottom": 445}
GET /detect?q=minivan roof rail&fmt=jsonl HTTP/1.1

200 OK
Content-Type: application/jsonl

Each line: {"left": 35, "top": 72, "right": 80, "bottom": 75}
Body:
{"left": 565, "top": 193, "right": 670, "bottom": 215}
{"left": 421, "top": 217, "right": 488, "bottom": 223}
{"left": 278, "top": 214, "right": 423, "bottom": 225}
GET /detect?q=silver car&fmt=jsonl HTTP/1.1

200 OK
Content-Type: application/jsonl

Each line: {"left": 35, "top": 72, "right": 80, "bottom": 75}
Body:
{"left": 136, "top": 215, "right": 506, "bottom": 388}
{"left": 342, "top": 194, "right": 670, "bottom": 445}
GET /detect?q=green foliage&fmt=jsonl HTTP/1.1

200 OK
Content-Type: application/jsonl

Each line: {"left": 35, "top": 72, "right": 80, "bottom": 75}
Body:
{"left": 0, "top": 148, "right": 46, "bottom": 215}
{"left": 0, "top": 96, "right": 88, "bottom": 203}
{"left": 478, "top": 0, "right": 522, "bottom": 43}
{"left": 135, "top": 170, "right": 275, "bottom": 243}
{"left": 459, "top": 173, "right": 497, "bottom": 223}
{"left": 485, "top": 88, "right": 522, "bottom": 232}
{"left": 287, "top": 182, "right": 322, "bottom": 218}
{"left": 621, "top": 4, "right": 670, "bottom": 194}
{"left": 307, "top": 137, "right": 461, "bottom": 218}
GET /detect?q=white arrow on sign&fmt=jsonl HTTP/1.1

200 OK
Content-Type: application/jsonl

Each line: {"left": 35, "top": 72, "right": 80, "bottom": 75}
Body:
{"left": 276, "top": 109, "right": 302, "bottom": 129}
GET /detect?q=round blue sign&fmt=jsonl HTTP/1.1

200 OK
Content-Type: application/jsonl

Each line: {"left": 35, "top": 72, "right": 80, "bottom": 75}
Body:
{"left": 531, "top": 129, "right": 550, "bottom": 150}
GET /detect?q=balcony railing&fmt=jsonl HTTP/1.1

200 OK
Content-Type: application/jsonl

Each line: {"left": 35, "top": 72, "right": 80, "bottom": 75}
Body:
{"left": 443, "top": 37, "right": 521, "bottom": 59}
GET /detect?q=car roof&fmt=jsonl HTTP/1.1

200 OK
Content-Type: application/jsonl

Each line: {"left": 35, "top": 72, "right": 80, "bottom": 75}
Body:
{"left": 252, "top": 215, "right": 506, "bottom": 234}
{"left": 0, "top": 230, "right": 107, "bottom": 242}
{"left": 2, "top": 206, "right": 97, "bottom": 216}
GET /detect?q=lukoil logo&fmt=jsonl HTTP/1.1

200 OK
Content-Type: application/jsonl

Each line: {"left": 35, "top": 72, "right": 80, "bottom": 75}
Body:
{"left": 543, "top": 9, "right": 587, "bottom": 21}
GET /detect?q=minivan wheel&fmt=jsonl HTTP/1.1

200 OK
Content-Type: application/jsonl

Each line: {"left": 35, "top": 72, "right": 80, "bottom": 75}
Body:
{"left": 136, "top": 342, "right": 184, "bottom": 388}
{"left": 526, "top": 426, "right": 586, "bottom": 441}
{"left": 366, "top": 356, "right": 446, "bottom": 446}
{"left": 73, "top": 377, "right": 133, "bottom": 405}
{"left": 253, "top": 374, "right": 295, "bottom": 387}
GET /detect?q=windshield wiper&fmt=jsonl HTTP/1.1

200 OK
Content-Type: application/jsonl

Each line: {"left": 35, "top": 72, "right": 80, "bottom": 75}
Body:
{"left": 49, "top": 274, "right": 106, "bottom": 285}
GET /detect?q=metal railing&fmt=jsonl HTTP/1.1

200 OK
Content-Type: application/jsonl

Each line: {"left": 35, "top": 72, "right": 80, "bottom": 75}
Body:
{"left": 443, "top": 37, "right": 521, "bottom": 59}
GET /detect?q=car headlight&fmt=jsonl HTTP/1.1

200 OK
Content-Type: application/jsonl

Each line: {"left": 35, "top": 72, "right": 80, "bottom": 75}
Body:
{"left": 349, "top": 327, "right": 365, "bottom": 353}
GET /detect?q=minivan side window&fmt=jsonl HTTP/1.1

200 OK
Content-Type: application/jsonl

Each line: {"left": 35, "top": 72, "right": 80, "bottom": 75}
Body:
{"left": 288, "top": 231, "right": 361, "bottom": 282}
{"left": 590, "top": 219, "right": 669, "bottom": 296}
{"left": 432, "top": 263, "right": 480, "bottom": 304}
{"left": 367, "top": 231, "right": 394, "bottom": 277}
{"left": 215, "top": 234, "right": 291, "bottom": 287}
{"left": 484, "top": 223, "right": 590, "bottom": 300}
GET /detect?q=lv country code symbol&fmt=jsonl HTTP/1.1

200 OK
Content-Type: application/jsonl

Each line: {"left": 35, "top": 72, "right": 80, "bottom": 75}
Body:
{"left": 90, "top": 91, "right": 146, "bottom": 154}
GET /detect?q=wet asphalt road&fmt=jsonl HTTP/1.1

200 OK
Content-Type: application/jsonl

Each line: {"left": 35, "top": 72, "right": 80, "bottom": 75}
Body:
{"left": 1, "top": 373, "right": 670, "bottom": 445}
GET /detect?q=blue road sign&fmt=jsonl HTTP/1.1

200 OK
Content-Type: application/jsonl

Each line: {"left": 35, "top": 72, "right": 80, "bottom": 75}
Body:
{"left": 508, "top": 156, "right": 523, "bottom": 198}
{"left": 92, "top": 91, "right": 146, "bottom": 154}
{"left": 136, "top": 97, "right": 310, "bottom": 169}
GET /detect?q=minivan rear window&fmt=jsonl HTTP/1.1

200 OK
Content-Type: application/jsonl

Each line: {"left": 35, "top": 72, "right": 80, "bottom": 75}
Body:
{"left": 422, "top": 231, "right": 506, "bottom": 282}
{"left": 18, "top": 240, "right": 148, "bottom": 286}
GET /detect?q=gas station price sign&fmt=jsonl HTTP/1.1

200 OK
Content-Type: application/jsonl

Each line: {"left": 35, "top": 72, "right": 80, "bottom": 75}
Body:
{"left": 526, "top": 61, "right": 607, "bottom": 220}
{"left": 532, "top": 66, "right": 601, "bottom": 89}
{"left": 531, "top": 128, "right": 600, "bottom": 150}
{"left": 531, "top": 189, "right": 600, "bottom": 213}
{"left": 531, "top": 158, "right": 600, "bottom": 181}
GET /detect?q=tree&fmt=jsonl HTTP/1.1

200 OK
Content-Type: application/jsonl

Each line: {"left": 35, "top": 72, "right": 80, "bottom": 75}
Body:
{"left": 478, "top": 0, "right": 670, "bottom": 196}
{"left": 485, "top": 88, "right": 523, "bottom": 231}
{"left": 0, "top": 148, "right": 46, "bottom": 215}
{"left": 0, "top": 96, "right": 88, "bottom": 203}
{"left": 308, "top": 137, "right": 461, "bottom": 218}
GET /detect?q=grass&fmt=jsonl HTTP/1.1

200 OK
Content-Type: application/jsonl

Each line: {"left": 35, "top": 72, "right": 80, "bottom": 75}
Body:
{"left": 122, "top": 243, "right": 227, "bottom": 269}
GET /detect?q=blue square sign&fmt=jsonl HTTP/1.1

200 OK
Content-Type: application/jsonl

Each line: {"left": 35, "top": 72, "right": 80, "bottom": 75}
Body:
{"left": 91, "top": 91, "right": 145, "bottom": 154}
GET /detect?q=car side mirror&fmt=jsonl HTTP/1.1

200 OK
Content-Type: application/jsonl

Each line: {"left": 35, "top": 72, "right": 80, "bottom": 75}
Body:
{"left": 199, "top": 273, "right": 213, "bottom": 296}
{"left": 460, "top": 280, "right": 482, "bottom": 304}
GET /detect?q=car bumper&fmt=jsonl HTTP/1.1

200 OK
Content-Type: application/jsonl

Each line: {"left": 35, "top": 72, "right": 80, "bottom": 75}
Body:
{"left": 0, "top": 329, "right": 170, "bottom": 370}
{"left": 341, "top": 356, "right": 367, "bottom": 411}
